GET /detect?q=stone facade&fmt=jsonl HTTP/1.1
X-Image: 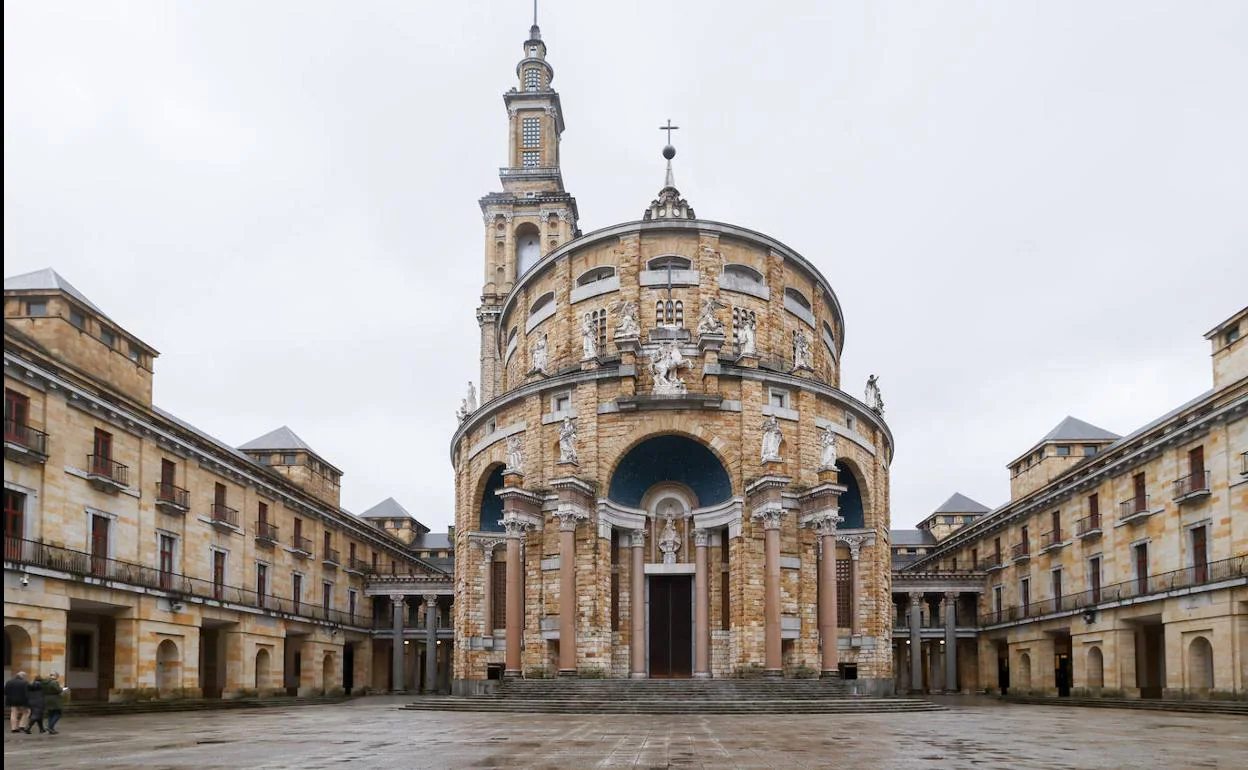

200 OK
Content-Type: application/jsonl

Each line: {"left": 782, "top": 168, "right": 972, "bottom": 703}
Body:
{"left": 4, "top": 271, "right": 453, "bottom": 701}
{"left": 451, "top": 24, "right": 895, "bottom": 694}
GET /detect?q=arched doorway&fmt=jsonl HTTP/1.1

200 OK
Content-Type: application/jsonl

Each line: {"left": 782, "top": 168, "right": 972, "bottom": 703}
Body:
{"left": 255, "top": 648, "right": 271, "bottom": 692}
{"left": 4, "top": 625, "right": 32, "bottom": 681}
{"left": 835, "top": 461, "right": 865, "bottom": 528}
{"left": 1086, "top": 646, "right": 1104, "bottom": 688}
{"left": 1187, "top": 637, "right": 1213, "bottom": 693}
{"left": 1017, "top": 653, "right": 1032, "bottom": 690}
{"left": 156, "top": 639, "right": 180, "bottom": 697}
{"left": 322, "top": 652, "right": 335, "bottom": 693}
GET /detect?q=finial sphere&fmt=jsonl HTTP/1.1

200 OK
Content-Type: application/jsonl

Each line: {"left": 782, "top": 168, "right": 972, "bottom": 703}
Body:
{"left": 662, "top": 145, "right": 676, "bottom": 160}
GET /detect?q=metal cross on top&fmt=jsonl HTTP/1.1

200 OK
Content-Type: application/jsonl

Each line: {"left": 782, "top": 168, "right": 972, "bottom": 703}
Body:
{"left": 659, "top": 119, "right": 680, "bottom": 144}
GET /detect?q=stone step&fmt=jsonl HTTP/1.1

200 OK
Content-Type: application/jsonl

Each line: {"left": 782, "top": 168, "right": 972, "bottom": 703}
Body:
{"left": 1004, "top": 696, "right": 1248, "bottom": 716}
{"left": 402, "top": 698, "right": 943, "bottom": 715}
{"left": 64, "top": 695, "right": 348, "bottom": 717}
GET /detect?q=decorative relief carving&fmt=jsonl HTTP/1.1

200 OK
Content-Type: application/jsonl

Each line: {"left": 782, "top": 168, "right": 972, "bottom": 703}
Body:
{"left": 530, "top": 334, "right": 548, "bottom": 374}
{"left": 613, "top": 300, "right": 640, "bottom": 339}
{"left": 504, "top": 435, "right": 524, "bottom": 473}
{"left": 838, "top": 534, "right": 867, "bottom": 560}
{"left": 761, "top": 415, "right": 783, "bottom": 462}
{"left": 649, "top": 339, "right": 688, "bottom": 395}
{"left": 557, "top": 417, "right": 578, "bottom": 465}
{"left": 817, "top": 425, "right": 838, "bottom": 470}
{"left": 696, "top": 297, "right": 727, "bottom": 336}
{"left": 737, "top": 311, "right": 757, "bottom": 356}
{"left": 793, "top": 328, "right": 813, "bottom": 371}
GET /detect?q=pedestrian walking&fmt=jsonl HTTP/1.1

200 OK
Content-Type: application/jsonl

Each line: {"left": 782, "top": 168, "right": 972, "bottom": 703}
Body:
{"left": 24, "top": 676, "right": 46, "bottom": 734}
{"left": 43, "top": 673, "right": 67, "bottom": 735}
{"left": 4, "top": 671, "right": 30, "bottom": 733}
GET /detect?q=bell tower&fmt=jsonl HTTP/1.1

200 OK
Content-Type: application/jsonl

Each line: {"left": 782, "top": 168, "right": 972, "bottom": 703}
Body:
{"left": 477, "top": 13, "right": 579, "bottom": 402}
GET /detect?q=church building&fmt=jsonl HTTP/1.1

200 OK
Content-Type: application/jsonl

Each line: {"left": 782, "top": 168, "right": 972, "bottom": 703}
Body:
{"left": 451, "top": 21, "right": 895, "bottom": 693}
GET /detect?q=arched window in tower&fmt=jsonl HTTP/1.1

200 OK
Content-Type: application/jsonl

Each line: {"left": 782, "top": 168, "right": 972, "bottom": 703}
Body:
{"left": 647, "top": 255, "right": 692, "bottom": 272}
{"left": 515, "top": 223, "right": 541, "bottom": 276}
{"left": 590, "top": 309, "right": 608, "bottom": 349}
{"left": 656, "top": 300, "right": 681, "bottom": 326}
{"left": 522, "top": 117, "right": 540, "bottom": 148}
{"left": 674, "top": 301, "right": 684, "bottom": 326}
{"left": 655, "top": 301, "right": 665, "bottom": 327}
{"left": 731, "top": 307, "right": 756, "bottom": 346}
{"left": 525, "top": 67, "right": 540, "bottom": 92}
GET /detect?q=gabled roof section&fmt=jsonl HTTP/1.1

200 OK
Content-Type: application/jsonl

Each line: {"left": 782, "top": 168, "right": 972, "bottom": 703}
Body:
{"left": 359, "top": 497, "right": 415, "bottom": 520}
{"left": 5, "top": 268, "right": 107, "bottom": 317}
{"left": 891, "top": 529, "right": 938, "bottom": 547}
{"left": 238, "top": 425, "right": 315, "bottom": 452}
{"left": 1040, "top": 416, "right": 1120, "bottom": 443}
{"left": 933, "top": 492, "right": 991, "bottom": 514}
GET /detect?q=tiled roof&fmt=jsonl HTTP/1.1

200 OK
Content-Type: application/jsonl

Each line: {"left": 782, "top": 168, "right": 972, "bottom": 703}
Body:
{"left": 5, "top": 267, "right": 107, "bottom": 317}
{"left": 238, "top": 425, "right": 315, "bottom": 452}
{"left": 932, "top": 492, "right": 991, "bottom": 514}
{"left": 891, "top": 529, "right": 938, "bottom": 547}
{"left": 359, "top": 497, "right": 415, "bottom": 520}
{"left": 1040, "top": 416, "right": 1120, "bottom": 443}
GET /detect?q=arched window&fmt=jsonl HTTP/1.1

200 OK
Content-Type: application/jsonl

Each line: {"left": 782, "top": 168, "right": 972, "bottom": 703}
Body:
{"left": 655, "top": 301, "right": 665, "bottom": 327}
{"left": 516, "top": 223, "right": 541, "bottom": 275}
{"left": 674, "top": 300, "right": 684, "bottom": 326}
{"left": 504, "top": 326, "right": 519, "bottom": 363}
{"left": 590, "top": 309, "right": 608, "bottom": 349}
{"left": 784, "top": 287, "right": 811, "bottom": 310}
{"left": 731, "top": 307, "right": 756, "bottom": 346}
{"left": 656, "top": 300, "right": 683, "bottom": 326}
{"left": 576, "top": 266, "right": 615, "bottom": 286}
{"left": 647, "top": 255, "right": 692, "bottom": 271}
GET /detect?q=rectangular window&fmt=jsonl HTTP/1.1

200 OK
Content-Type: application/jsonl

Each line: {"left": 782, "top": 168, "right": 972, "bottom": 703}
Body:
{"left": 1134, "top": 542, "right": 1149, "bottom": 595}
{"left": 1019, "top": 577, "right": 1031, "bottom": 615}
{"left": 836, "top": 557, "right": 852, "bottom": 628}
{"left": 524, "top": 67, "right": 540, "bottom": 91}
{"left": 1088, "top": 556, "right": 1102, "bottom": 602}
{"left": 159, "top": 534, "right": 175, "bottom": 589}
{"left": 970, "top": 548, "right": 978, "bottom": 568}
{"left": 1051, "top": 569, "right": 1063, "bottom": 610}
{"left": 521, "top": 150, "right": 540, "bottom": 168}
{"left": 372, "top": 551, "right": 379, "bottom": 571}
{"left": 1055, "top": 445, "right": 1071, "bottom": 456}
{"left": 491, "top": 559, "right": 507, "bottom": 631}
{"left": 127, "top": 343, "right": 142, "bottom": 363}
{"left": 99, "top": 327, "right": 116, "bottom": 348}
{"left": 553, "top": 393, "right": 571, "bottom": 413}
{"left": 323, "top": 531, "right": 332, "bottom": 554}
{"left": 1083, "top": 445, "right": 1098, "bottom": 457}
{"left": 1050, "top": 509, "right": 1061, "bottom": 540}
{"left": 522, "top": 116, "right": 540, "bottom": 147}
{"left": 1089, "top": 492, "right": 1099, "bottom": 518}
{"left": 282, "top": 453, "right": 297, "bottom": 465}
{"left": 348, "top": 589, "right": 358, "bottom": 619}
{"left": 69, "top": 632, "right": 93, "bottom": 670}
{"left": 322, "top": 581, "right": 332, "bottom": 613}
{"left": 993, "top": 537, "right": 1002, "bottom": 564}
{"left": 294, "top": 517, "right": 303, "bottom": 540}
{"left": 293, "top": 573, "right": 303, "bottom": 610}
{"left": 348, "top": 542, "right": 357, "bottom": 564}
{"left": 4, "top": 389, "right": 30, "bottom": 433}
{"left": 1132, "top": 472, "right": 1147, "bottom": 509}
{"left": 26, "top": 300, "right": 48, "bottom": 317}
{"left": 256, "top": 563, "right": 269, "bottom": 606}
{"left": 258, "top": 501, "right": 268, "bottom": 524}
{"left": 69, "top": 307, "right": 86, "bottom": 330}
{"left": 212, "top": 551, "right": 226, "bottom": 599}
{"left": 992, "top": 585, "right": 1003, "bottom": 616}
{"left": 1189, "top": 445, "right": 1205, "bottom": 480}
{"left": 4, "top": 489, "right": 25, "bottom": 560}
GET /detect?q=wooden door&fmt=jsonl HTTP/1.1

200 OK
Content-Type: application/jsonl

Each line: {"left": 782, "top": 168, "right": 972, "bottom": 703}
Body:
{"left": 159, "top": 534, "right": 175, "bottom": 589}
{"left": 1189, "top": 446, "right": 1205, "bottom": 488}
{"left": 648, "top": 576, "right": 693, "bottom": 678}
{"left": 3, "top": 489, "right": 23, "bottom": 560}
{"left": 91, "top": 514, "right": 110, "bottom": 576}
{"left": 1192, "top": 526, "right": 1208, "bottom": 583}
{"left": 4, "top": 390, "right": 28, "bottom": 439}
{"left": 213, "top": 551, "right": 226, "bottom": 599}
{"left": 1133, "top": 473, "right": 1146, "bottom": 509}
{"left": 1135, "top": 544, "right": 1149, "bottom": 594}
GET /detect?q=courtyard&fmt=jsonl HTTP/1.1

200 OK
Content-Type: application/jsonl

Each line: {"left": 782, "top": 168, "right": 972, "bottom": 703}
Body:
{"left": 3, "top": 696, "right": 1245, "bottom": 769}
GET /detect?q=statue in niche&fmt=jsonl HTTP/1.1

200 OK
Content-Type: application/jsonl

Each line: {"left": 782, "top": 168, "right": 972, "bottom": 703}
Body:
{"left": 581, "top": 313, "right": 598, "bottom": 360}
{"left": 696, "top": 297, "right": 727, "bottom": 336}
{"left": 613, "top": 300, "right": 640, "bottom": 339}
{"left": 793, "top": 328, "right": 813, "bottom": 370}
{"left": 818, "top": 425, "right": 838, "bottom": 470}
{"left": 737, "top": 311, "right": 757, "bottom": 356}
{"left": 558, "top": 417, "right": 578, "bottom": 465}
{"left": 658, "top": 516, "right": 681, "bottom": 565}
{"left": 649, "top": 339, "right": 688, "bottom": 395}
{"left": 865, "top": 374, "right": 885, "bottom": 414}
{"left": 761, "top": 415, "right": 783, "bottom": 462}
{"left": 504, "top": 435, "right": 524, "bottom": 472}
{"left": 530, "top": 334, "right": 548, "bottom": 374}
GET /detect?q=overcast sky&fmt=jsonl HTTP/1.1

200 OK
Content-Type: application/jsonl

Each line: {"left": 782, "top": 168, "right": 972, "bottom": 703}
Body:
{"left": 5, "top": 1, "right": 1246, "bottom": 531}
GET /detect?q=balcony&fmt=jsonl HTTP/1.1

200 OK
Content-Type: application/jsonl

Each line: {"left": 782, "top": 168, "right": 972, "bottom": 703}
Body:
{"left": 86, "top": 454, "right": 129, "bottom": 492}
{"left": 1075, "top": 513, "right": 1102, "bottom": 539}
{"left": 255, "top": 520, "right": 279, "bottom": 547}
{"left": 1040, "top": 530, "right": 1067, "bottom": 552}
{"left": 322, "top": 548, "right": 341, "bottom": 570}
{"left": 1011, "top": 542, "right": 1031, "bottom": 563}
{"left": 345, "top": 556, "right": 372, "bottom": 575}
{"left": 292, "top": 535, "right": 314, "bottom": 558}
{"left": 978, "top": 556, "right": 1005, "bottom": 572}
{"left": 3, "top": 420, "right": 48, "bottom": 464}
{"left": 1172, "top": 471, "right": 1211, "bottom": 503}
{"left": 209, "top": 503, "right": 239, "bottom": 530}
{"left": 1118, "top": 495, "right": 1152, "bottom": 524}
{"left": 154, "top": 482, "right": 190, "bottom": 514}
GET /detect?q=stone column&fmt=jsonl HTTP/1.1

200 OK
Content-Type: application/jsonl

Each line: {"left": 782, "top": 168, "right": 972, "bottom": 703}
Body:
{"left": 752, "top": 504, "right": 785, "bottom": 677}
{"left": 693, "top": 528, "right": 710, "bottom": 678}
{"left": 503, "top": 518, "right": 526, "bottom": 678}
{"left": 844, "top": 536, "right": 865, "bottom": 636}
{"left": 554, "top": 510, "right": 584, "bottom": 676}
{"left": 481, "top": 546, "right": 493, "bottom": 636}
{"left": 390, "top": 596, "right": 406, "bottom": 692}
{"left": 424, "top": 593, "right": 439, "bottom": 693}
{"left": 816, "top": 515, "right": 842, "bottom": 677}
{"left": 630, "top": 528, "right": 647, "bottom": 679}
{"left": 944, "top": 591, "right": 958, "bottom": 693}
{"left": 908, "top": 591, "right": 923, "bottom": 693}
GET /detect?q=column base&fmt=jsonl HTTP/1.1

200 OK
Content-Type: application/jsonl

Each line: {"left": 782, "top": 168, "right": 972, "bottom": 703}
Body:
{"left": 693, "top": 672, "right": 711, "bottom": 679}
{"left": 630, "top": 672, "right": 648, "bottom": 679}
{"left": 820, "top": 670, "right": 842, "bottom": 679}
{"left": 557, "top": 669, "right": 578, "bottom": 678}
{"left": 503, "top": 670, "right": 522, "bottom": 679}
{"left": 762, "top": 669, "right": 783, "bottom": 679}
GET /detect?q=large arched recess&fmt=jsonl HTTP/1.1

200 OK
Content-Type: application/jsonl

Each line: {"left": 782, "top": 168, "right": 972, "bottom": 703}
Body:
{"left": 608, "top": 434, "right": 732, "bottom": 508}
{"left": 836, "top": 460, "right": 866, "bottom": 529}
{"left": 477, "top": 464, "right": 506, "bottom": 533}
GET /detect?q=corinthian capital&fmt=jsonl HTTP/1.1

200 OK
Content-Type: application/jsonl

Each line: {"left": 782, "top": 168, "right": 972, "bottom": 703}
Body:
{"left": 750, "top": 503, "right": 785, "bottom": 531}
{"left": 502, "top": 514, "right": 529, "bottom": 538}
{"left": 553, "top": 506, "right": 589, "bottom": 531}
{"left": 693, "top": 528, "right": 710, "bottom": 547}
{"left": 810, "top": 512, "right": 844, "bottom": 537}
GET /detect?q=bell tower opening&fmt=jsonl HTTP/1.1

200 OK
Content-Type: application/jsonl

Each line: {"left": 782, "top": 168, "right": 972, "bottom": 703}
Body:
{"left": 515, "top": 223, "right": 541, "bottom": 277}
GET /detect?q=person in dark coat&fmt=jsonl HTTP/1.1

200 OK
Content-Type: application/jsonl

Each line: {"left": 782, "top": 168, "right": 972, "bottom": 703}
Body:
{"left": 24, "top": 676, "right": 46, "bottom": 734}
{"left": 43, "top": 673, "right": 67, "bottom": 735}
{"left": 5, "top": 672, "right": 30, "bottom": 733}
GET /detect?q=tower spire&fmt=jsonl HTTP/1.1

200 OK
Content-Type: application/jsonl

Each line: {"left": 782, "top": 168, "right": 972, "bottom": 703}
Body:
{"left": 645, "top": 119, "right": 695, "bottom": 220}
{"left": 530, "top": 0, "right": 541, "bottom": 40}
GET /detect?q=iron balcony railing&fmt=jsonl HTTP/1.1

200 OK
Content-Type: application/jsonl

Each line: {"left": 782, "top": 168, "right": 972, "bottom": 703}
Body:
{"left": 978, "top": 556, "right": 1003, "bottom": 571}
{"left": 1011, "top": 542, "right": 1031, "bottom": 560}
{"left": 347, "top": 556, "right": 372, "bottom": 573}
{"left": 87, "top": 454, "right": 129, "bottom": 486}
{"left": 3, "top": 537, "right": 368, "bottom": 627}
{"left": 1241, "top": 451, "right": 1248, "bottom": 476}
{"left": 154, "top": 482, "right": 190, "bottom": 510}
{"left": 1173, "top": 471, "right": 1211, "bottom": 500}
{"left": 209, "top": 503, "right": 239, "bottom": 528}
{"left": 323, "top": 548, "right": 341, "bottom": 566}
{"left": 4, "top": 419, "right": 48, "bottom": 455}
{"left": 1119, "top": 495, "right": 1150, "bottom": 519}
{"left": 292, "top": 535, "right": 314, "bottom": 556}
{"left": 1040, "top": 530, "right": 1063, "bottom": 549}
{"left": 1075, "top": 513, "right": 1102, "bottom": 536}
{"left": 255, "top": 520, "right": 279, "bottom": 543}
{"left": 982, "top": 554, "right": 1246, "bottom": 625}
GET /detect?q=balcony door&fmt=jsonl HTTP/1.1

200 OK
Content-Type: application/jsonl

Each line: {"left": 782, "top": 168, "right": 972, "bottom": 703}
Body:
{"left": 1189, "top": 446, "right": 1205, "bottom": 488}
{"left": 1191, "top": 526, "right": 1208, "bottom": 583}
{"left": 4, "top": 489, "right": 24, "bottom": 560}
{"left": 1132, "top": 473, "right": 1146, "bottom": 508}
{"left": 1134, "top": 543, "right": 1149, "bottom": 595}
{"left": 4, "top": 390, "right": 29, "bottom": 439}
{"left": 90, "top": 514, "right": 110, "bottom": 576}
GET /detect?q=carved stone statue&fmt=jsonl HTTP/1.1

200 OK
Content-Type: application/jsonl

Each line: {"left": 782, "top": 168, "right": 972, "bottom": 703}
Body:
{"left": 614, "top": 300, "right": 640, "bottom": 339}
{"left": 466, "top": 381, "right": 477, "bottom": 412}
{"left": 696, "top": 297, "right": 726, "bottom": 336}
{"left": 558, "top": 417, "right": 578, "bottom": 464}
{"left": 865, "top": 374, "right": 885, "bottom": 414}
{"left": 818, "top": 425, "right": 838, "bottom": 470}
{"left": 793, "top": 328, "right": 813, "bottom": 370}
{"left": 738, "top": 310, "right": 757, "bottom": 356}
{"left": 456, "top": 399, "right": 469, "bottom": 422}
{"left": 649, "top": 339, "right": 688, "bottom": 395}
{"left": 504, "top": 434, "right": 524, "bottom": 472}
{"left": 581, "top": 313, "right": 598, "bottom": 360}
{"left": 530, "top": 334, "right": 548, "bottom": 374}
{"left": 658, "top": 516, "right": 681, "bottom": 565}
{"left": 761, "top": 415, "right": 783, "bottom": 462}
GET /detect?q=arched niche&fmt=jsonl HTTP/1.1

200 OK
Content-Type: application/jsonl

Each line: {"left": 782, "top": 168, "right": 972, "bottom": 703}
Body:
{"left": 1086, "top": 646, "right": 1104, "bottom": 688}
{"left": 255, "top": 648, "right": 272, "bottom": 690}
{"left": 835, "top": 460, "right": 866, "bottom": 529}
{"left": 608, "top": 434, "right": 732, "bottom": 508}
{"left": 1188, "top": 636, "right": 1214, "bottom": 692}
{"left": 516, "top": 223, "right": 541, "bottom": 276}
{"left": 477, "top": 464, "right": 507, "bottom": 533}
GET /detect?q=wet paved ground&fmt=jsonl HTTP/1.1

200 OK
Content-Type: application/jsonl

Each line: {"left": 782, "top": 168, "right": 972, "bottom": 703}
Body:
{"left": 3, "top": 695, "right": 1246, "bottom": 769}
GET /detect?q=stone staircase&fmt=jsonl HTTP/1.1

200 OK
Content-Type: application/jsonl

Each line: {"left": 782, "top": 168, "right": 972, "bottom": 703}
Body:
{"left": 64, "top": 694, "right": 349, "bottom": 717}
{"left": 1003, "top": 695, "right": 1248, "bottom": 717}
{"left": 402, "top": 678, "right": 944, "bottom": 715}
